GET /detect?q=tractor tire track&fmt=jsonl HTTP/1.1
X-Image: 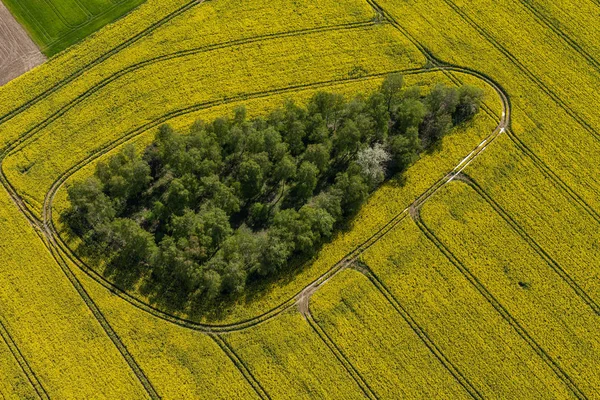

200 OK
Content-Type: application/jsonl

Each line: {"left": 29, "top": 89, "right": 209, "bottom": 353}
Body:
{"left": 516, "top": 0, "right": 600, "bottom": 74}
{"left": 355, "top": 265, "right": 483, "bottom": 400}
{"left": 3, "top": 19, "right": 380, "bottom": 158}
{"left": 0, "top": 318, "right": 49, "bottom": 399}
{"left": 0, "top": 0, "right": 207, "bottom": 126}
{"left": 412, "top": 209, "right": 587, "bottom": 399}
{"left": 441, "top": 0, "right": 600, "bottom": 143}
{"left": 454, "top": 173, "right": 600, "bottom": 315}
{"left": 210, "top": 334, "right": 270, "bottom": 400}
{"left": 34, "top": 217, "right": 161, "bottom": 399}
{"left": 304, "top": 311, "right": 378, "bottom": 399}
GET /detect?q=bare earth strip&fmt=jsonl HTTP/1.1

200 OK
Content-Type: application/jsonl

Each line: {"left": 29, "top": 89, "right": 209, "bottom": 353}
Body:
{"left": 0, "top": 1, "right": 45, "bottom": 86}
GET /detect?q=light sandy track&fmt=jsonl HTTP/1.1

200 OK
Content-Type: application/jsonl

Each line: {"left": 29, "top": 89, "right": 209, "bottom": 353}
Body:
{"left": 0, "top": 1, "right": 46, "bottom": 86}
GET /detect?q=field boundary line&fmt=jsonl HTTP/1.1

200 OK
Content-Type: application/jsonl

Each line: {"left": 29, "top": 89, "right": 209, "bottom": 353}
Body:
{"left": 304, "top": 311, "right": 378, "bottom": 399}
{"left": 413, "top": 209, "right": 587, "bottom": 399}
{"left": 210, "top": 334, "right": 270, "bottom": 400}
{"left": 356, "top": 265, "right": 483, "bottom": 399}
{"left": 0, "top": 318, "right": 49, "bottom": 399}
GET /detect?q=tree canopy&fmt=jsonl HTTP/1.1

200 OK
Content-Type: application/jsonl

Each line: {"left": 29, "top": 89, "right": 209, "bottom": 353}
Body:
{"left": 62, "top": 74, "right": 483, "bottom": 313}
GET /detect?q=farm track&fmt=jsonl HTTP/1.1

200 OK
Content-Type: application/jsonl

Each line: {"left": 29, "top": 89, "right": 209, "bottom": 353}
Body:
{"left": 4, "top": 19, "right": 381, "bottom": 158}
{"left": 412, "top": 210, "right": 587, "bottom": 399}
{"left": 0, "top": 0, "right": 207, "bottom": 126}
{"left": 455, "top": 173, "right": 600, "bottom": 315}
{"left": 38, "top": 65, "right": 505, "bottom": 337}
{"left": 304, "top": 311, "right": 377, "bottom": 399}
{"left": 0, "top": 318, "right": 49, "bottom": 399}
{"left": 210, "top": 335, "right": 270, "bottom": 400}
{"left": 355, "top": 265, "right": 483, "bottom": 399}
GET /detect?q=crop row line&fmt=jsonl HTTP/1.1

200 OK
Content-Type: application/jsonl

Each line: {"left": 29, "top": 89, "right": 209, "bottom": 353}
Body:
{"left": 37, "top": 220, "right": 161, "bottom": 399}
{"left": 304, "top": 311, "right": 378, "bottom": 399}
{"left": 441, "top": 0, "right": 600, "bottom": 143}
{"left": 3, "top": 19, "right": 381, "bottom": 159}
{"left": 455, "top": 173, "right": 600, "bottom": 315}
{"left": 210, "top": 334, "right": 271, "bottom": 400}
{"left": 412, "top": 210, "right": 587, "bottom": 399}
{"left": 0, "top": 318, "right": 49, "bottom": 399}
{"left": 0, "top": 0, "right": 207, "bottom": 126}
{"left": 357, "top": 265, "right": 483, "bottom": 399}
{"left": 516, "top": 0, "right": 600, "bottom": 74}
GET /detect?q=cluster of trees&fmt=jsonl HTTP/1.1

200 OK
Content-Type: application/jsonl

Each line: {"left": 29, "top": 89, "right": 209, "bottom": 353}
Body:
{"left": 63, "top": 74, "right": 483, "bottom": 312}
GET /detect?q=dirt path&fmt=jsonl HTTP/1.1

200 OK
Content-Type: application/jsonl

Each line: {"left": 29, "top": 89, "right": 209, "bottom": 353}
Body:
{"left": 0, "top": 1, "right": 45, "bottom": 86}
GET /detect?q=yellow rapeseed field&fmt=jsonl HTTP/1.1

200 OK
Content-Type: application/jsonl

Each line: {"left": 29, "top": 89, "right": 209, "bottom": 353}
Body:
{"left": 5, "top": 22, "right": 425, "bottom": 213}
{"left": 420, "top": 181, "right": 600, "bottom": 396}
{"left": 224, "top": 309, "right": 364, "bottom": 399}
{"left": 1, "top": 0, "right": 598, "bottom": 396}
{"left": 360, "top": 216, "right": 575, "bottom": 399}
{"left": 0, "top": 334, "right": 38, "bottom": 399}
{"left": 51, "top": 71, "right": 500, "bottom": 325}
{"left": 67, "top": 257, "right": 261, "bottom": 399}
{"left": 0, "top": 188, "right": 149, "bottom": 398}
{"left": 375, "top": 0, "right": 600, "bottom": 212}
{"left": 310, "top": 268, "right": 470, "bottom": 399}
{"left": 464, "top": 133, "right": 600, "bottom": 304}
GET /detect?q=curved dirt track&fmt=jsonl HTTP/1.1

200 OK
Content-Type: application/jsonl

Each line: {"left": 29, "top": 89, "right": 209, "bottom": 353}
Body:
{"left": 0, "top": 1, "right": 45, "bottom": 86}
{"left": 0, "top": 0, "right": 510, "bottom": 335}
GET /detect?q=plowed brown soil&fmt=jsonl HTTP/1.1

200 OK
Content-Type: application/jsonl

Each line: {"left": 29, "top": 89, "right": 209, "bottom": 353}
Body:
{"left": 0, "top": 1, "right": 45, "bottom": 86}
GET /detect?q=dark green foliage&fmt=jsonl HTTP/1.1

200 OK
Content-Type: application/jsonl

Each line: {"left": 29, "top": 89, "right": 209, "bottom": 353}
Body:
{"left": 63, "top": 74, "right": 482, "bottom": 312}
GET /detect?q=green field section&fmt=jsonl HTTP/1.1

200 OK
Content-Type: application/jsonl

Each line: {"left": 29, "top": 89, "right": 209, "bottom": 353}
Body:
{"left": 360, "top": 217, "right": 575, "bottom": 399}
{"left": 419, "top": 182, "right": 600, "bottom": 397}
{"left": 310, "top": 269, "right": 471, "bottom": 399}
{"left": 224, "top": 310, "right": 365, "bottom": 399}
{"left": 2, "top": 0, "right": 145, "bottom": 56}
